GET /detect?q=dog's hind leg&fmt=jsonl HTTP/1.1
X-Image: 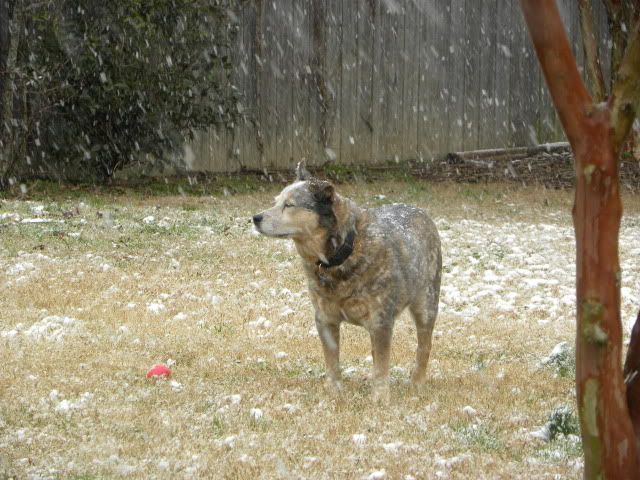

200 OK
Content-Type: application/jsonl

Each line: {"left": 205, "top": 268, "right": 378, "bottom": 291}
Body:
{"left": 409, "top": 286, "right": 439, "bottom": 385}
{"left": 369, "top": 325, "right": 393, "bottom": 403}
{"left": 315, "top": 314, "right": 342, "bottom": 391}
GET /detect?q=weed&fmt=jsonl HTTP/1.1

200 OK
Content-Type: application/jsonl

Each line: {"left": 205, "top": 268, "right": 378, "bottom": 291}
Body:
{"left": 547, "top": 405, "right": 579, "bottom": 441}
{"left": 451, "top": 422, "right": 502, "bottom": 452}
{"left": 212, "top": 415, "right": 226, "bottom": 438}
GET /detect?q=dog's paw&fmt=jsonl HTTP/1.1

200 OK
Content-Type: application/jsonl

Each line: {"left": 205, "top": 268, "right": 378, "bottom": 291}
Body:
{"left": 324, "top": 378, "right": 344, "bottom": 396}
{"left": 371, "top": 382, "right": 390, "bottom": 405}
{"left": 410, "top": 370, "right": 427, "bottom": 385}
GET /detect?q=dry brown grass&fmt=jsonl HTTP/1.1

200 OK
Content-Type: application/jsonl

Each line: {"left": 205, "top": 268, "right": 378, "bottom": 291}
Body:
{"left": 2, "top": 179, "right": 640, "bottom": 479}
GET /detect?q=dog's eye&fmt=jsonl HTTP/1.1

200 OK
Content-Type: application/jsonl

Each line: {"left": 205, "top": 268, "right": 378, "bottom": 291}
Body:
{"left": 283, "top": 202, "right": 294, "bottom": 209}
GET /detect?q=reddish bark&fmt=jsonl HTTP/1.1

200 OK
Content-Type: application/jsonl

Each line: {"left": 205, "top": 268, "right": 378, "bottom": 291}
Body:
{"left": 520, "top": 1, "right": 640, "bottom": 478}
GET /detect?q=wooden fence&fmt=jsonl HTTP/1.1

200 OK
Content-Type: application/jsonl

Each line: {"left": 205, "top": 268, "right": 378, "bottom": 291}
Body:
{"left": 188, "top": 0, "right": 611, "bottom": 173}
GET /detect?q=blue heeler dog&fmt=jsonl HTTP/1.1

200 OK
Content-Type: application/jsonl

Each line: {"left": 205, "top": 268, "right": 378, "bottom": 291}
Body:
{"left": 252, "top": 162, "right": 441, "bottom": 401}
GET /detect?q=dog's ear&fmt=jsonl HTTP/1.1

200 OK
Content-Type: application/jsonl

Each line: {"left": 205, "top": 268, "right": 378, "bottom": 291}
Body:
{"left": 309, "top": 180, "right": 335, "bottom": 204}
{"left": 295, "top": 159, "right": 311, "bottom": 181}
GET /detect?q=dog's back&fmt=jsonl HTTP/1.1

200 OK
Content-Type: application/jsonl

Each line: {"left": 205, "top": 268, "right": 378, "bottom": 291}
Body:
{"left": 365, "top": 203, "right": 441, "bottom": 312}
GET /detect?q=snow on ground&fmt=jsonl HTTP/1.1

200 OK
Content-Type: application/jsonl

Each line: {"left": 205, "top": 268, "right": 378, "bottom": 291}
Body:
{"left": 437, "top": 216, "right": 640, "bottom": 334}
{"left": 1, "top": 315, "right": 85, "bottom": 342}
{"left": 2, "top": 185, "right": 640, "bottom": 479}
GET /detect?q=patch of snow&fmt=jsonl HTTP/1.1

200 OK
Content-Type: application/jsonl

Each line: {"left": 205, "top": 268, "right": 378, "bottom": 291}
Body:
{"left": 248, "top": 316, "right": 271, "bottom": 329}
{"left": 367, "top": 469, "right": 386, "bottom": 480}
{"left": 216, "top": 435, "right": 236, "bottom": 449}
{"left": 434, "top": 453, "right": 471, "bottom": 469}
{"left": 280, "top": 306, "right": 295, "bottom": 317}
{"left": 0, "top": 212, "right": 20, "bottom": 221}
{"left": 528, "top": 425, "right": 551, "bottom": 442}
{"left": 352, "top": 433, "right": 367, "bottom": 446}
{"left": 146, "top": 303, "right": 165, "bottom": 314}
{"left": 462, "top": 406, "right": 477, "bottom": 418}
{"left": 7, "top": 262, "right": 35, "bottom": 275}
{"left": 541, "top": 341, "right": 570, "bottom": 365}
{"left": 2, "top": 316, "right": 85, "bottom": 342}
{"left": 281, "top": 403, "right": 299, "bottom": 414}
{"left": 382, "top": 441, "right": 403, "bottom": 453}
{"left": 21, "top": 218, "right": 63, "bottom": 224}
{"left": 52, "top": 392, "right": 93, "bottom": 415}
{"left": 249, "top": 408, "right": 263, "bottom": 421}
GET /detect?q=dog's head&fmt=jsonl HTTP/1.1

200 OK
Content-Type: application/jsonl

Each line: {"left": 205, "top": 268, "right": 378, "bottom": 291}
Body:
{"left": 252, "top": 161, "right": 337, "bottom": 240}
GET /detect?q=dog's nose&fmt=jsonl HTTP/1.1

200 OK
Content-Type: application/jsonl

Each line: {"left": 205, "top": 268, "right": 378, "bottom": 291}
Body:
{"left": 252, "top": 214, "right": 263, "bottom": 225}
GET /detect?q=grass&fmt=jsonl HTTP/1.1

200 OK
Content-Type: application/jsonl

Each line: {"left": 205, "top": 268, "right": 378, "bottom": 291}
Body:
{"left": 2, "top": 178, "right": 640, "bottom": 478}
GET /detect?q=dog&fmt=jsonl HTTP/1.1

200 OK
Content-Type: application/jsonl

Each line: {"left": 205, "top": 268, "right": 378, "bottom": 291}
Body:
{"left": 252, "top": 162, "right": 442, "bottom": 401}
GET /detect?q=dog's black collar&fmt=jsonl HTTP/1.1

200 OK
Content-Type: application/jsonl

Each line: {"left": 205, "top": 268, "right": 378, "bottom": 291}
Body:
{"left": 317, "top": 230, "right": 356, "bottom": 269}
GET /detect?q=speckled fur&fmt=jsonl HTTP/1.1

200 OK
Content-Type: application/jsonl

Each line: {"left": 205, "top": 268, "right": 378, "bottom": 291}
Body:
{"left": 253, "top": 165, "right": 441, "bottom": 400}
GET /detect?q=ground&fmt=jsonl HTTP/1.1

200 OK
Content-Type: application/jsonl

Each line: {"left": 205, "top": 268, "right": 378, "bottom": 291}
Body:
{"left": 1, "top": 178, "right": 640, "bottom": 479}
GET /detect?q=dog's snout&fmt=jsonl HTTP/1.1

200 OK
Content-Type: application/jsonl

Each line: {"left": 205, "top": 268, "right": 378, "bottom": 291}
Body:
{"left": 252, "top": 214, "right": 263, "bottom": 225}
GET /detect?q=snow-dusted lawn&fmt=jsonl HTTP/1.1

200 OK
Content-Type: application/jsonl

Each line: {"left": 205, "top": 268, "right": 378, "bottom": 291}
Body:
{"left": 1, "top": 180, "right": 639, "bottom": 479}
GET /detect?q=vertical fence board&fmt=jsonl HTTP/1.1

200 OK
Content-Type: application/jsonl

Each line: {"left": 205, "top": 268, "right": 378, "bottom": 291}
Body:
{"left": 375, "top": 2, "right": 404, "bottom": 163}
{"left": 448, "top": 0, "right": 465, "bottom": 152}
{"left": 478, "top": 0, "right": 497, "bottom": 149}
{"left": 507, "top": 2, "right": 525, "bottom": 147}
{"left": 370, "top": 0, "right": 383, "bottom": 164}
{"left": 323, "top": 0, "right": 343, "bottom": 165}
{"left": 235, "top": 2, "right": 257, "bottom": 171}
{"left": 339, "top": 0, "right": 359, "bottom": 164}
{"left": 356, "top": 0, "right": 375, "bottom": 165}
{"left": 420, "top": 0, "right": 451, "bottom": 158}
{"left": 292, "top": 0, "right": 311, "bottom": 166}
{"left": 402, "top": 0, "right": 420, "bottom": 161}
{"left": 277, "top": 1, "right": 295, "bottom": 170}
{"left": 494, "top": 0, "right": 511, "bottom": 148}
{"left": 309, "top": 0, "right": 327, "bottom": 167}
{"left": 259, "top": 1, "right": 279, "bottom": 170}
{"left": 463, "top": 0, "right": 481, "bottom": 150}
{"left": 520, "top": 5, "right": 539, "bottom": 146}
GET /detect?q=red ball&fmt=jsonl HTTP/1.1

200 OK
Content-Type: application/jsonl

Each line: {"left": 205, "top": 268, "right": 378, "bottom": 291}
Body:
{"left": 146, "top": 364, "right": 172, "bottom": 379}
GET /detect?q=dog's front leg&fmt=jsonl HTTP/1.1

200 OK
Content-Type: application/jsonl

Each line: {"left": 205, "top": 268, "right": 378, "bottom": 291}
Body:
{"left": 369, "top": 324, "right": 393, "bottom": 404}
{"left": 315, "top": 314, "right": 342, "bottom": 392}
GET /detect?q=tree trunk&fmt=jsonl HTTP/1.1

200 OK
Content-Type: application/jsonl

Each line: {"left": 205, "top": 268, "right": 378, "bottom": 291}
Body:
{"left": 0, "top": 0, "right": 20, "bottom": 186}
{"left": 519, "top": 1, "right": 640, "bottom": 478}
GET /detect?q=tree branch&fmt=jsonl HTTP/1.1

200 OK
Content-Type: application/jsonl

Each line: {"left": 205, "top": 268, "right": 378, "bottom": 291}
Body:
{"left": 578, "top": 0, "right": 607, "bottom": 102}
{"left": 518, "top": 0, "right": 593, "bottom": 152}
{"left": 609, "top": 19, "right": 640, "bottom": 155}
{"left": 604, "top": 1, "right": 640, "bottom": 80}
